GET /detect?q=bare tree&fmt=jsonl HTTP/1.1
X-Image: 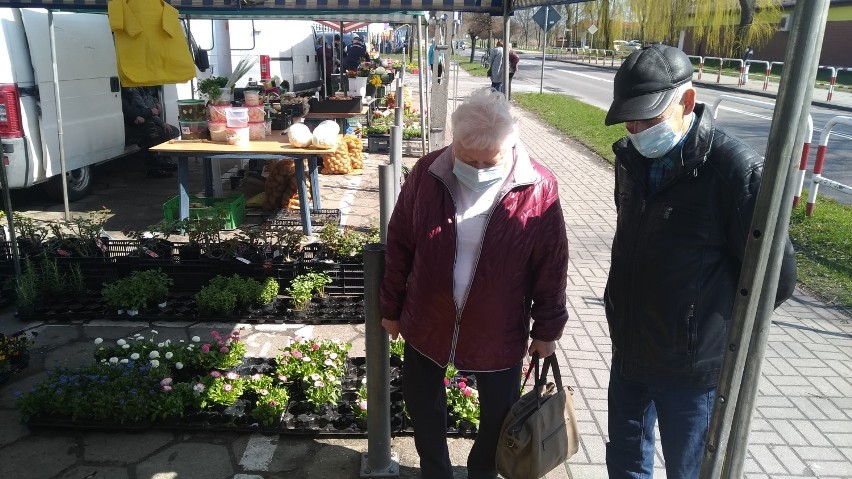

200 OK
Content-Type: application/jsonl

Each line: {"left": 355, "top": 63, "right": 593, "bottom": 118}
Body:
{"left": 462, "top": 13, "right": 493, "bottom": 62}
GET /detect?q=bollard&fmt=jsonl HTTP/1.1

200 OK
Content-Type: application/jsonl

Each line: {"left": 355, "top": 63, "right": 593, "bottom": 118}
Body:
{"left": 378, "top": 164, "right": 395, "bottom": 243}
{"left": 717, "top": 59, "right": 724, "bottom": 83}
{"left": 763, "top": 65, "right": 771, "bottom": 91}
{"left": 827, "top": 69, "right": 837, "bottom": 101}
{"left": 792, "top": 142, "right": 811, "bottom": 207}
{"left": 390, "top": 125, "right": 402, "bottom": 202}
{"left": 361, "top": 243, "right": 399, "bottom": 478}
{"left": 698, "top": 58, "right": 704, "bottom": 80}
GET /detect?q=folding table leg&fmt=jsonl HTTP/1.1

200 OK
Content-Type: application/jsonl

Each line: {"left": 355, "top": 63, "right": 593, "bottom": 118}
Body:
{"left": 309, "top": 156, "right": 321, "bottom": 210}
{"left": 293, "top": 158, "right": 313, "bottom": 236}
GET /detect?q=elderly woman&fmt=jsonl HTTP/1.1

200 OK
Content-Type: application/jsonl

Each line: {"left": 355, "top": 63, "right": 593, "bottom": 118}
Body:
{"left": 380, "top": 89, "right": 570, "bottom": 479}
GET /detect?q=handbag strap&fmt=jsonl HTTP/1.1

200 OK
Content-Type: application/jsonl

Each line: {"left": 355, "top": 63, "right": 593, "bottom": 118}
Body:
{"left": 521, "top": 352, "right": 565, "bottom": 410}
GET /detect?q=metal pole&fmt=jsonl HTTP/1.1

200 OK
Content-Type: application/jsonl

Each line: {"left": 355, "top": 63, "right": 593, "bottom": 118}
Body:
{"left": 0, "top": 160, "right": 22, "bottom": 279}
{"left": 360, "top": 243, "right": 399, "bottom": 478}
{"left": 48, "top": 11, "right": 71, "bottom": 221}
{"left": 723, "top": 5, "right": 829, "bottom": 478}
{"left": 699, "top": 1, "right": 832, "bottom": 477}
{"left": 539, "top": 7, "right": 548, "bottom": 94}
{"left": 416, "top": 16, "right": 427, "bottom": 156}
{"left": 502, "top": 6, "right": 511, "bottom": 97}
{"left": 378, "top": 164, "right": 395, "bottom": 243}
{"left": 425, "top": 19, "right": 432, "bottom": 153}
{"left": 390, "top": 125, "right": 402, "bottom": 202}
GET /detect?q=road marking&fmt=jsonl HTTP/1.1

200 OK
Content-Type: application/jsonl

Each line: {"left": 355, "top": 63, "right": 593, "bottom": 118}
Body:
{"left": 552, "top": 69, "right": 615, "bottom": 83}
{"left": 717, "top": 106, "right": 852, "bottom": 141}
{"left": 239, "top": 434, "right": 278, "bottom": 471}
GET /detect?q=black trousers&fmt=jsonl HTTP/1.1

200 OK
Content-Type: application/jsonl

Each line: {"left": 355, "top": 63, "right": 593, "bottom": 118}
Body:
{"left": 403, "top": 342, "right": 522, "bottom": 479}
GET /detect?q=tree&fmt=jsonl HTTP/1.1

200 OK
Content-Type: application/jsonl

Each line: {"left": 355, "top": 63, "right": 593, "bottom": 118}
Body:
{"left": 463, "top": 13, "right": 493, "bottom": 62}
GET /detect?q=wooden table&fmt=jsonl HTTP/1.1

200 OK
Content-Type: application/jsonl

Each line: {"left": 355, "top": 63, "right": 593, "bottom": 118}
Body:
{"left": 150, "top": 131, "right": 335, "bottom": 235}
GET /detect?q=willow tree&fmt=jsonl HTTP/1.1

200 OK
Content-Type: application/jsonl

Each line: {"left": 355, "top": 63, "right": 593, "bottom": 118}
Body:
{"left": 626, "top": 0, "right": 781, "bottom": 57}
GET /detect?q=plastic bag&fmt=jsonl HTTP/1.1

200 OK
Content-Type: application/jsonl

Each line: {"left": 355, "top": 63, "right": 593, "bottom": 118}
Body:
{"left": 312, "top": 120, "right": 340, "bottom": 149}
{"left": 287, "top": 122, "right": 313, "bottom": 148}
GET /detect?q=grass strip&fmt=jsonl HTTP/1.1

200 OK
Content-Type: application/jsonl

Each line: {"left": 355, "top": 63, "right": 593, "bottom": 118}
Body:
{"left": 512, "top": 93, "right": 626, "bottom": 164}
{"left": 511, "top": 92, "right": 852, "bottom": 312}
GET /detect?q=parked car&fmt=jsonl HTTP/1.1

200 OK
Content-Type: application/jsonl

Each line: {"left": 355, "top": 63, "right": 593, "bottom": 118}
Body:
{"left": 613, "top": 40, "right": 642, "bottom": 52}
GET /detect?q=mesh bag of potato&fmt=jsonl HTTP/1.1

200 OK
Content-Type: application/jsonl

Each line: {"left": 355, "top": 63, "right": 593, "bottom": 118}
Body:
{"left": 262, "top": 159, "right": 312, "bottom": 210}
{"left": 344, "top": 134, "right": 364, "bottom": 170}
{"left": 321, "top": 141, "right": 353, "bottom": 175}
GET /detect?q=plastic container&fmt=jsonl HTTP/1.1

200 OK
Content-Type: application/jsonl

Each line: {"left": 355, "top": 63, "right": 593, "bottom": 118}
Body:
{"left": 225, "top": 107, "right": 249, "bottom": 128}
{"left": 208, "top": 104, "right": 228, "bottom": 122}
{"left": 243, "top": 90, "right": 261, "bottom": 106}
{"left": 225, "top": 126, "right": 249, "bottom": 147}
{"left": 176, "top": 99, "right": 207, "bottom": 121}
{"left": 179, "top": 120, "right": 209, "bottom": 140}
{"left": 163, "top": 194, "right": 246, "bottom": 230}
{"left": 218, "top": 87, "right": 233, "bottom": 104}
{"left": 208, "top": 121, "right": 227, "bottom": 142}
{"left": 248, "top": 122, "right": 267, "bottom": 140}
{"left": 246, "top": 106, "right": 266, "bottom": 123}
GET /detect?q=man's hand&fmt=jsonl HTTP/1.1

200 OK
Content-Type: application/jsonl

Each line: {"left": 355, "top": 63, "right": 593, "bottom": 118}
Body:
{"left": 381, "top": 318, "right": 399, "bottom": 340}
{"left": 134, "top": 117, "right": 145, "bottom": 124}
{"left": 528, "top": 339, "right": 557, "bottom": 358}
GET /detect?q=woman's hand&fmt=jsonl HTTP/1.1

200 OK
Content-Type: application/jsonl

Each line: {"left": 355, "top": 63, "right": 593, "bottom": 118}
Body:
{"left": 528, "top": 339, "right": 557, "bottom": 358}
{"left": 381, "top": 318, "right": 399, "bottom": 340}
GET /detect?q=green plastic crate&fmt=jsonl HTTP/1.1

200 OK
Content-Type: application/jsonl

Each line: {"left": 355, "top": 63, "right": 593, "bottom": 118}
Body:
{"left": 163, "top": 194, "right": 246, "bottom": 230}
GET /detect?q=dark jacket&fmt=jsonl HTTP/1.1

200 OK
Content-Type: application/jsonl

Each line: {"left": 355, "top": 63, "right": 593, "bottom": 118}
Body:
{"left": 509, "top": 50, "right": 520, "bottom": 74}
{"left": 605, "top": 103, "right": 796, "bottom": 387}
{"left": 343, "top": 42, "right": 367, "bottom": 71}
{"left": 380, "top": 145, "right": 570, "bottom": 371}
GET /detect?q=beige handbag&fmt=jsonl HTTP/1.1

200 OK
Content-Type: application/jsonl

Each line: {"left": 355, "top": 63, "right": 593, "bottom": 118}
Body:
{"left": 496, "top": 353, "right": 580, "bottom": 479}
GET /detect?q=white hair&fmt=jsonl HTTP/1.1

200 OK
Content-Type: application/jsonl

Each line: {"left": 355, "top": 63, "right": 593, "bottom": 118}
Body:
{"left": 451, "top": 88, "right": 518, "bottom": 150}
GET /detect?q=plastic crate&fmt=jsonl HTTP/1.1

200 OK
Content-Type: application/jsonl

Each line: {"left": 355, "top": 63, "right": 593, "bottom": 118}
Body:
{"left": 298, "top": 262, "right": 364, "bottom": 296}
{"left": 367, "top": 135, "right": 390, "bottom": 153}
{"left": 163, "top": 194, "right": 246, "bottom": 230}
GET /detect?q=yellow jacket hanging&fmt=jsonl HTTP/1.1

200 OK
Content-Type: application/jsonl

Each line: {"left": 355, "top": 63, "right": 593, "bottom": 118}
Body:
{"left": 108, "top": 0, "right": 196, "bottom": 86}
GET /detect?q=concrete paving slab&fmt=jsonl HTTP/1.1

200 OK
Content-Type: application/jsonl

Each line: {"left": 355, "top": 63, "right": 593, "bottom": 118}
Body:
{"left": 55, "top": 465, "right": 131, "bottom": 479}
{"left": 0, "top": 435, "right": 79, "bottom": 479}
{"left": 82, "top": 431, "right": 174, "bottom": 463}
{"left": 133, "top": 442, "right": 235, "bottom": 479}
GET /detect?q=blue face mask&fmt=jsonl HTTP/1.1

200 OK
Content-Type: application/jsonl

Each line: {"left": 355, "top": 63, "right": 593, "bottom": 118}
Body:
{"left": 627, "top": 117, "right": 685, "bottom": 159}
{"left": 452, "top": 158, "right": 504, "bottom": 191}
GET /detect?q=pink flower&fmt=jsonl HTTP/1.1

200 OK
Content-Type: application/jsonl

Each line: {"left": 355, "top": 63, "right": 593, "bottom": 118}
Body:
{"left": 278, "top": 375, "right": 287, "bottom": 382}
{"left": 458, "top": 382, "right": 467, "bottom": 390}
{"left": 251, "top": 374, "right": 262, "bottom": 381}
{"left": 210, "top": 370, "right": 222, "bottom": 378}
{"left": 201, "top": 344, "right": 211, "bottom": 353}
{"left": 312, "top": 343, "right": 320, "bottom": 350}
{"left": 223, "top": 384, "right": 233, "bottom": 392}
{"left": 162, "top": 385, "right": 173, "bottom": 392}
{"left": 160, "top": 377, "right": 173, "bottom": 386}
{"left": 260, "top": 389, "right": 269, "bottom": 396}
{"left": 463, "top": 388, "right": 472, "bottom": 397}
{"left": 293, "top": 350, "right": 303, "bottom": 359}
{"left": 359, "top": 400, "right": 368, "bottom": 410}
{"left": 231, "top": 331, "right": 240, "bottom": 340}
{"left": 282, "top": 351, "right": 291, "bottom": 357}
{"left": 212, "top": 331, "right": 221, "bottom": 339}
{"left": 220, "top": 346, "right": 229, "bottom": 353}
{"left": 443, "top": 378, "right": 450, "bottom": 386}
{"left": 226, "top": 372, "right": 239, "bottom": 380}
{"left": 269, "top": 400, "right": 278, "bottom": 407}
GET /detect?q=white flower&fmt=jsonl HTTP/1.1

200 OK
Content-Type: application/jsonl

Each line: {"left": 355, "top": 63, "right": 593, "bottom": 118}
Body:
{"left": 329, "top": 352, "right": 338, "bottom": 360}
{"left": 193, "top": 383, "right": 206, "bottom": 393}
{"left": 314, "top": 380, "right": 325, "bottom": 387}
{"left": 149, "top": 351, "right": 160, "bottom": 359}
{"left": 130, "top": 353, "right": 140, "bottom": 360}
{"left": 158, "top": 342, "right": 164, "bottom": 348}
{"left": 120, "top": 359, "right": 129, "bottom": 364}
{"left": 100, "top": 359, "right": 106, "bottom": 363}
{"left": 186, "top": 345, "right": 194, "bottom": 350}
{"left": 361, "top": 378, "right": 367, "bottom": 385}
{"left": 165, "top": 352, "right": 173, "bottom": 360}
{"left": 191, "top": 336, "right": 201, "bottom": 342}
{"left": 175, "top": 362, "right": 184, "bottom": 370}
{"left": 302, "top": 357, "right": 311, "bottom": 362}
{"left": 165, "top": 339, "right": 172, "bottom": 346}
{"left": 134, "top": 333, "right": 143, "bottom": 338}
{"left": 179, "top": 339, "right": 185, "bottom": 343}
{"left": 151, "top": 329, "right": 159, "bottom": 335}
{"left": 122, "top": 344, "right": 130, "bottom": 350}
{"left": 109, "top": 357, "right": 119, "bottom": 364}
{"left": 94, "top": 338, "right": 103, "bottom": 345}
{"left": 117, "top": 339, "right": 126, "bottom": 346}
{"left": 311, "top": 373, "right": 321, "bottom": 381}
{"left": 150, "top": 359, "right": 160, "bottom": 368}
{"left": 324, "top": 359, "right": 334, "bottom": 366}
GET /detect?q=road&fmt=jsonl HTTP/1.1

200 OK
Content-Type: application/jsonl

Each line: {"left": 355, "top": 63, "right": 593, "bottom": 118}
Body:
{"left": 509, "top": 55, "right": 852, "bottom": 205}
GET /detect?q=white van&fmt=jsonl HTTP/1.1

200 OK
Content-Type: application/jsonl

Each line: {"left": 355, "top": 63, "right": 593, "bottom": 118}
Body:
{"left": 0, "top": 10, "right": 322, "bottom": 201}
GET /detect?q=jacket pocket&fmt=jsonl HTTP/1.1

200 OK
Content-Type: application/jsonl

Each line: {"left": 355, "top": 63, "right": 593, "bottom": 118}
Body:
{"left": 676, "top": 303, "right": 696, "bottom": 354}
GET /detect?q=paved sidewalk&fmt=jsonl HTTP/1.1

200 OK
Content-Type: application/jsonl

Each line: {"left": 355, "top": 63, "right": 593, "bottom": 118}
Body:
{"left": 0, "top": 69, "right": 851, "bottom": 479}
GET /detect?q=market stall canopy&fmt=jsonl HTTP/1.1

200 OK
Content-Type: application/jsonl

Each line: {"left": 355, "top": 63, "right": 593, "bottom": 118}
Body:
{"left": 0, "top": 0, "right": 587, "bottom": 16}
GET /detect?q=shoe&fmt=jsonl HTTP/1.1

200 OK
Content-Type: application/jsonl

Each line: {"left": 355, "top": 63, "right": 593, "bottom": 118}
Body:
{"left": 147, "top": 169, "right": 173, "bottom": 178}
{"left": 156, "top": 159, "right": 178, "bottom": 171}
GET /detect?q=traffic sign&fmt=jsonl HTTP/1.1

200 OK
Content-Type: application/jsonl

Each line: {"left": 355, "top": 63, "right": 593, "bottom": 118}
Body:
{"left": 587, "top": 25, "right": 598, "bottom": 35}
{"left": 533, "top": 6, "right": 561, "bottom": 32}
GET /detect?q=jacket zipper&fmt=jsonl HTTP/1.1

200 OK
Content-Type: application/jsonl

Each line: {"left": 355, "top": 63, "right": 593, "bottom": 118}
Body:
{"left": 430, "top": 170, "right": 533, "bottom": 364}
{"left": 686, "top": 303, "right": 695, "bottom": 353}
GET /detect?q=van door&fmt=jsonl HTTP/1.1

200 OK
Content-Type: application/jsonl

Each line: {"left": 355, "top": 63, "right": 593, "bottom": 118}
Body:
{"left": 20, "top": 9, "right": 124, "bottom": 181}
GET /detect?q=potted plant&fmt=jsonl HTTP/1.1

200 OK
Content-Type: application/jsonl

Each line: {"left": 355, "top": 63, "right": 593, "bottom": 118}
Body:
{"left": 14, "top": 259, "right": 39, "bottom": 315}
{"left": 286, "top": 274, "right": 315, "bottom": 312}
{"left": 197, "top": 76, "right": 229, "bottom": 104}
{"left": 0, "top": 330, "right": 35, "bottom": 383}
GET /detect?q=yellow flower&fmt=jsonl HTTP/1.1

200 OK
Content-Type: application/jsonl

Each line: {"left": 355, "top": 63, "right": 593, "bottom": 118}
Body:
{"left": 369, "top": 75, "right": 383, "bottom": 88}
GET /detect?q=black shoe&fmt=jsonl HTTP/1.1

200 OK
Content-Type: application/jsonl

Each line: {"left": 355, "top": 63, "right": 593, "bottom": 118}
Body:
{"left": 147, "top": 169, "right": 173, "bottom": 178}
{"left": 156, "top": 159, "right": 178, "bottom": 171}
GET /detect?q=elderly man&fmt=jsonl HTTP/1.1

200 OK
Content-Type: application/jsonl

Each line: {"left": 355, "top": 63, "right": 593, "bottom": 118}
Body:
{"left": 381, "top": 88, "right": 569, "bottom": 479}
{"left": 603, "top": 44, "right": 796, "bottom": 478}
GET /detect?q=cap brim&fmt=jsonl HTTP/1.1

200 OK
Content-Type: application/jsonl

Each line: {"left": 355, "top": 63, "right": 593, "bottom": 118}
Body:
{"left": 605, "top": 88, "right": 678, "bottom": 126}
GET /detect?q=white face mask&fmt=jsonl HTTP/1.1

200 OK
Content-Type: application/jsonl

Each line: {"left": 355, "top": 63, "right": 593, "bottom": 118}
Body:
{"left": 627, "top": 117, "right": 685, "bottom": 159}
{"left": 452, "top": 158, "right": 504, "bottom": 191}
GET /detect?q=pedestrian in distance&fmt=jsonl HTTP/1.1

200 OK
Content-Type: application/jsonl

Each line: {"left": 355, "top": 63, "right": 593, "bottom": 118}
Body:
{"left": 121, "top": 86, "right": 179, "bottom": 178}
{"left": 488, "top": 40, "right": 504, "bottom": 92}
{"left": 381, "top": 88, "right": 570, "bottom": 479}
{"left": 741, "top": 45, "right": 755, "bottom": 84}
{"left": 343, "top": 36, "right": 367, "bottom": 72}
{"left": 507, "top": 43, "right": 520, "bottom": 98}
{"left": 428, "top": 39, "right": 445, "bottom": 84}
{"left": 603, "top": 44, "right": 797, "bottom": 478}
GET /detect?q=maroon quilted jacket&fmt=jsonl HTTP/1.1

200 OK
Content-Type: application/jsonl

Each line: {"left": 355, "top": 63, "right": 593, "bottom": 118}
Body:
{"left": 380, "top": 145, "right": 569, "bottom": 371}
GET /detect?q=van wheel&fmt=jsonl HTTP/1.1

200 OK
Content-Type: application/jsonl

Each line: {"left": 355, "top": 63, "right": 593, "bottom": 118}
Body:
{"left": 43, "top": 166, "right": 94, "bottom": 202}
